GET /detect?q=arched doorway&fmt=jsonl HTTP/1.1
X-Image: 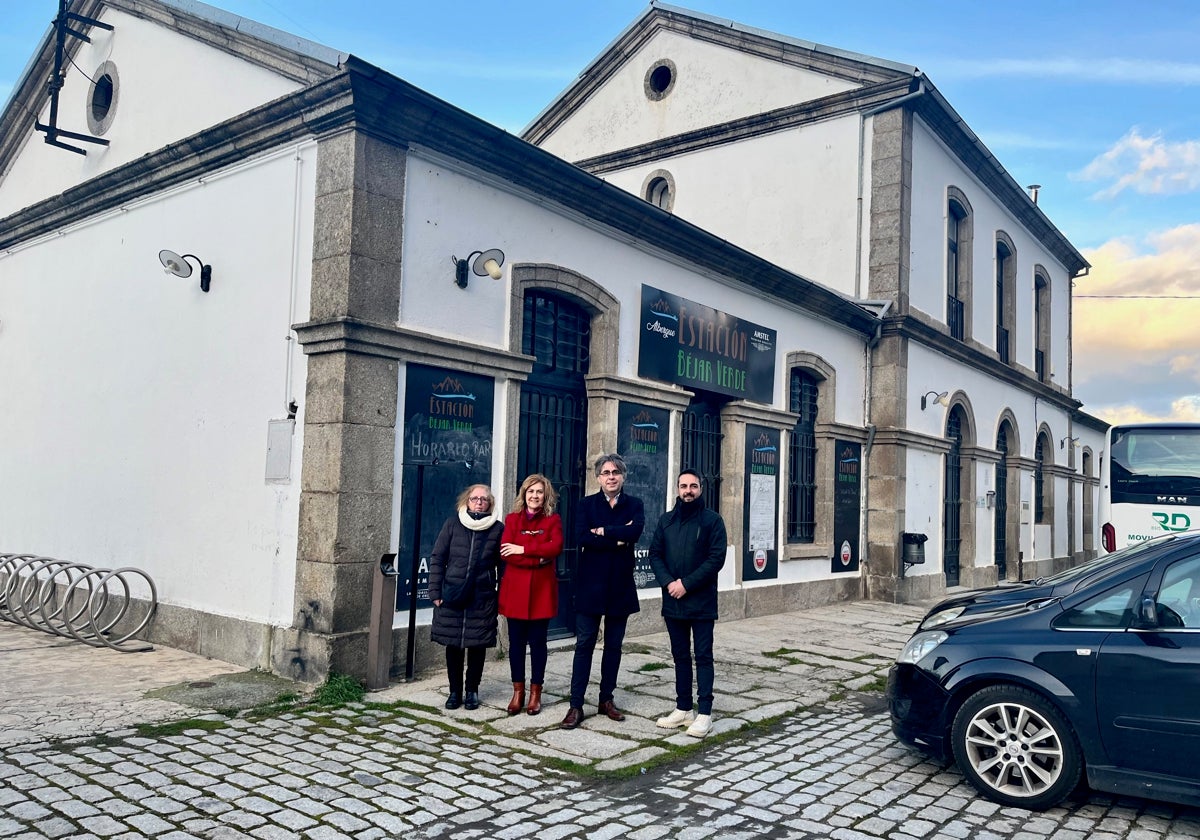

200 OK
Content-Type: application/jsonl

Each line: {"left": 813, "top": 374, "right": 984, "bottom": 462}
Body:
{"left": 943, "top": 407, "right": 966, "bottom": 586}
{"left": 517, "top": 290, "right": 589, "bottom": 636}
{"left": 994, "top": 424, "right": 1010, "bottom": 578}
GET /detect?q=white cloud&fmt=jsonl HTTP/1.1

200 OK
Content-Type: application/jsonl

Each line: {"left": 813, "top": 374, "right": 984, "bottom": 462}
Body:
{"left": 1073, "top": 128, "right": 1200, "bottom": 198}
{"left": 1076, "top": 226, "right": 1200, "bottom": 423}
{"left": 937, "top": 57, "right": 1200, "bottom": 85}
{"left": 1088, "top": 396, "right": 1200, "bottom": 426}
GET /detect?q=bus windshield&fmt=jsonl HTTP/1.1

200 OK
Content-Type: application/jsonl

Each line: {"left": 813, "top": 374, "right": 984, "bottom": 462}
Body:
{"left": 1110, "top": 426, "right": 1200, "bottom": 501}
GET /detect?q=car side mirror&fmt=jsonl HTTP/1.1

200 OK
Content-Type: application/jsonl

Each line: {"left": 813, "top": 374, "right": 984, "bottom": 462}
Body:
{"left": 1138, "top": 596, "right": 1158, "bottom": 627}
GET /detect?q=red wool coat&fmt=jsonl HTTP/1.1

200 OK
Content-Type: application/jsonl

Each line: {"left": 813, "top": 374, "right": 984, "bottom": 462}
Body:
{"left": 498, "top": 510, "right": 563, "bottom": 620}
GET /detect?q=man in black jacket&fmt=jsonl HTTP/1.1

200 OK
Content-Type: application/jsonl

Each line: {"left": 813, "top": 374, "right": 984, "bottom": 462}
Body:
{"left": 649, "top": 469, "right": 728, "bottom": 738}
{"left": 560, "top": 454, "right": 645, "bottom": 730}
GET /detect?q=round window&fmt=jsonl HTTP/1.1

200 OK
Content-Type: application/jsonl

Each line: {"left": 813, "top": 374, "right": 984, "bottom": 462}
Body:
{"left": 86, "top": 61, "right": 119, "bottom": 136}
{"left": 644, "top": 59, "right": 677, "bottom": 101}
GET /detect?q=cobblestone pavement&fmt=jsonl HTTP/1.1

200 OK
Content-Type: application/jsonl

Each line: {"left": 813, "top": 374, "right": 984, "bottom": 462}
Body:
{"left": 4, "top": 603, "right": 1200, "bottom": 839}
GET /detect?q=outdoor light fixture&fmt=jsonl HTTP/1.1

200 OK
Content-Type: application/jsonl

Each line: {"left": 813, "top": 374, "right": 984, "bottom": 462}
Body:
{"left": 920, "top": 390, "right": 950, "bottom": 410}
{"left": 451, "top": 248, "right": 505, "bottom": 289}
{"left": 158, "top": 249, "right": 212, "bottom": 293}
{"left": 1060, "top": 436, "right": 1080, "bottom": 450}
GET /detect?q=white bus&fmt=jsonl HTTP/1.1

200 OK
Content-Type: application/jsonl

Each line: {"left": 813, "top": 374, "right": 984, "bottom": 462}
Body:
{"left": 1100, "top": 422, "right": 1200, "bottom": 552}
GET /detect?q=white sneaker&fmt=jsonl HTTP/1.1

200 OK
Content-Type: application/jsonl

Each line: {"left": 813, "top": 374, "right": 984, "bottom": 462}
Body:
{"left": 685, "top": 713, "right": 713, "bottom": 738}
{"left": 656, "top": 708, "right": 696, "bottom": 729}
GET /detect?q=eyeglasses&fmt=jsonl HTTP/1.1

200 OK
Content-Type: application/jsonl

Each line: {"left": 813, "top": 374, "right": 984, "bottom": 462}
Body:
{"left": 598, "top": 470, "right": 623, "bottom": 476}
{"left": 468, "top": 496, "right": 490, "bottom": 503}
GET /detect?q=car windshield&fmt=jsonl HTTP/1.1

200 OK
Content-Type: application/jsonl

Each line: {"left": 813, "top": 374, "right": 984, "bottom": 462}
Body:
{"left": 1033, "top": 533, "right": 1179, "bottom": 586}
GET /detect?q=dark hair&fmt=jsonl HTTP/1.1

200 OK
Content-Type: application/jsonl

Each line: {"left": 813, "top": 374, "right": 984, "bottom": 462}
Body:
{"left": 594, "top": 453, "right": 627, "bottom": 476}
{"left": 678, "top": 469, "right": 702, "bottom": 483}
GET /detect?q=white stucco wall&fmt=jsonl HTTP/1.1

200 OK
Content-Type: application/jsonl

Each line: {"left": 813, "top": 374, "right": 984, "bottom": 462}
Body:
{"left": 594, "top": 117, "right": 864, "bottom": 296}
{"left": 909, "top": 118, "right": 1073, "bottom": 381}
{"left": 0, "top": 142, "right": 316, "bottom": 624}
{"left": 396, "top": 153, "right": 870, "bottom": 591}
{"left": 537, "top": 29, "right": 858, "bottom": 161}
{"left": 0, "top": 8, "right": 303, "bottom": 217}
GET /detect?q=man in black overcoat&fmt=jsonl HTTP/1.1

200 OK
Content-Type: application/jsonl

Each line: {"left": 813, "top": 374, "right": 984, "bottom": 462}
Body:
{"left": 560, "top": 453, "right": 645, "bottom": 729}
{"left": 649, "top": 469, "right": 727, "bottom": 738}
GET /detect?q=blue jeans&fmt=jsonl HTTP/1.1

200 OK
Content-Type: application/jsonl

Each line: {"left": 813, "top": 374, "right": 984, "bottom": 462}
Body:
{"left": 569, "top": 612, "right": 628, "bottom": 708}
{"left": 664, "top": 617, "right": 715, "bottom": 715}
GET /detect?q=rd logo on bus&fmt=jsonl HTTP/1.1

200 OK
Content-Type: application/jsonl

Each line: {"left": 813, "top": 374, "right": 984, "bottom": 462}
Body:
{"left": 1152, "top": 511, "right": 1191, "bottom": 532}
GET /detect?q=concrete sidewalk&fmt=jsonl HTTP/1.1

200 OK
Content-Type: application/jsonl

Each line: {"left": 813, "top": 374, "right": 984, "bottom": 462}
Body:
{"left": 1, "top": 600, "right": 927, "bottom": 769}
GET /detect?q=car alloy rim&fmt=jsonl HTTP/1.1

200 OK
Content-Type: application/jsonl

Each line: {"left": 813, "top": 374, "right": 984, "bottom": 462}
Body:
{"left": 962, "top": 701, "right": 1064, "bottom": 798}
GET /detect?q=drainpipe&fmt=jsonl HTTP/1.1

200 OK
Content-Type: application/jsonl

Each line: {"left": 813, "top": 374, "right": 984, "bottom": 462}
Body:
{"left": 854, "top": 78, "right": 927, "bottom": 300}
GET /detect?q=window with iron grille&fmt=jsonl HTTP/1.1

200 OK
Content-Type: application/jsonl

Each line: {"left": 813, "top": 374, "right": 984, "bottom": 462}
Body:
{"left": 787, "top": 370, "right": 818, "bottom": 542}
{"left": 1035, "top": 435, "right": 1047, "bottom": 523}
{"left": 682, "top": 395, "right": 724, "bottom": 513}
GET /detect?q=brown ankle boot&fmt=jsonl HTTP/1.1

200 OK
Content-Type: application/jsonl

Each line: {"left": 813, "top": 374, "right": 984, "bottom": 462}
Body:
{"left": 506, "top": 681, "right": 526, "bottom": 715}
{"left": 526, "top": 683, "right": 543, "bottom": 715}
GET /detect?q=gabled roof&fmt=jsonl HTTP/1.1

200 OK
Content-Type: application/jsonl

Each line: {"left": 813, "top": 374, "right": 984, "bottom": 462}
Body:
{"left": 0, "top": 0, "right": 346, "bottom": 185}
{"left": 523, "top": 1, "right": 913, "bottom": 145}
{"left": 521, "top": 2, "right": 1089, "bottom": 278}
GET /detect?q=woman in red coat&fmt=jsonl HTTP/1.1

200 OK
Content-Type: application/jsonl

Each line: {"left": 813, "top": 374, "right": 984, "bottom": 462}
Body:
{"left": 499, "top": 473, "right": 563, "bottom": 715}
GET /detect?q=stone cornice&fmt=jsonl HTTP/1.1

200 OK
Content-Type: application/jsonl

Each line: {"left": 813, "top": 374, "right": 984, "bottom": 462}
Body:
{"left": 293, "top": 317, "right": 534, "bottom": 379}
{"left": 0, "top": 74, "right": 355, "bottom": 249}
{"left": 881, "top": 313, "right": 1081, "bottom": 414}
{"left": 574, "top": 79, "right": 913, "bottom": 175}
{"left": 583, "top": 374, "right": 694, "bottom": 410}
{"left": 722, "top": 400, "right": 799, "bottom": 429}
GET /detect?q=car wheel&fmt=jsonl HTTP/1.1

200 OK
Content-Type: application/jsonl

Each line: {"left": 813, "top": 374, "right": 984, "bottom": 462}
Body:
{"left": 950, "top": 684, "right": 1082, "bottom": 810}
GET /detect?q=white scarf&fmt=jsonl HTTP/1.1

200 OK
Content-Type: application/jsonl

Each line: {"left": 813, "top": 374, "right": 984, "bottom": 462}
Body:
{"left": 458, "top": 506, "right": 499, "bottom": 531}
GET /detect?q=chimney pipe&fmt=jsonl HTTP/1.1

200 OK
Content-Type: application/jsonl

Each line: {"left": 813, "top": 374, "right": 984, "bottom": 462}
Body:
{"left": 1027, "top": 184, "right": 1041, "bottom": 205}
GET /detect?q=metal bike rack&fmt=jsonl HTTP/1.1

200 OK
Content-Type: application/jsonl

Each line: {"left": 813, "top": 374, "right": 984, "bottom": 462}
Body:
{"left": 0, "top": 553, "right": 157, "bottom": 652}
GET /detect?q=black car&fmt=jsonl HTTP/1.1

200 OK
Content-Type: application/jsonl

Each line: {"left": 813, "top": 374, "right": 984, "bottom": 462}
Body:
{"left": 888, "top": 532, "right": 1200, "bottom": 810}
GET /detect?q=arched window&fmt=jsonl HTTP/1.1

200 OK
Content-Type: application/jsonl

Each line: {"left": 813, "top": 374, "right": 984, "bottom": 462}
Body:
{"left": 1035, "top": 433, "right": 1049, "bottom": 523}
{"left": 787, "top": 369, "right": 819, "bottom": 542}
{"left": 1034, "top": 271, "right": 1051, "bottom": 383}
{"left": 946, "top": 189, "right": 973, "bottom": 342}
{"left": 995, "top": 233, "right": 1016, "bottom": 365}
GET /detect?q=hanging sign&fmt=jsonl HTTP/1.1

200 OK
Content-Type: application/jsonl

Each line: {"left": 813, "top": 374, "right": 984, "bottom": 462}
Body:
{"left": 638, "top": 285, "right": 776, "bottom": 403}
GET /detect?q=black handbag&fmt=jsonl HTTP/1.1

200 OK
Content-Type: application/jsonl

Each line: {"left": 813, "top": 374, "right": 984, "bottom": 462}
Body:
{"left": 440, "top": 576, "right": 474, "bottom": 610}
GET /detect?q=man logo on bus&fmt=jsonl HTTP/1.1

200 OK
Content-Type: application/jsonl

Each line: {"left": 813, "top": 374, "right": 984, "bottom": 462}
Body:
{"left": 1152, "top": 511, "right": 1191, "bottom": 532}
{"left": 1157, "top": 496, "right": 1189, "bottom": 504}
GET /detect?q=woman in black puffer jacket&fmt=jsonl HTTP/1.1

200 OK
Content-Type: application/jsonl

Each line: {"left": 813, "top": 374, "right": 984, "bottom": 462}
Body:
{"left": 429, "top": 483, "right": 504, "bottom": 711}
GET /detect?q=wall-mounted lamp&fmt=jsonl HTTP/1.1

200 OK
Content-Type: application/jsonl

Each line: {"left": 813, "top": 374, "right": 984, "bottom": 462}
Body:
{"left": 1060, "top": 436, "right": 1080, "bottom": 450}
{"left": 920, "top": 390, "right": 950, "bottom": 410}
{"left": 451, "top": 248, "right": 505, "bottom": 289}
{"left": 985, "top": 490, "right": 996, "bottom": 509}
{"left": 158, "top": 249, "right": 212, "bottom": 293}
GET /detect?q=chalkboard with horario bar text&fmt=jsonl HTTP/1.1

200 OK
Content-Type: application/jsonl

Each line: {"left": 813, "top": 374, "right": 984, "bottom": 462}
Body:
{"left": 742, "top": 425, "right": 780, "bottom": 581}
{"left": 617, "top": 401, "right": 671, "bottom": 590}
{"left": 637, "top": 284, "right": 777, "bottom": 404}
{"left": 399, "top": 363, "right": 496, "bottom": 608}
{"left": 832, "top": 440, "right": 862, "bottom": 574}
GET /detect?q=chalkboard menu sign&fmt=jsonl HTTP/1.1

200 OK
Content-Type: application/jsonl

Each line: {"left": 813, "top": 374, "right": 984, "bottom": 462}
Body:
{"left": 617, "top": 402, "right": 671, "bottom": 589}
{"left": 831, "top": 440, "right": 862, "bottom": 574}
{"left": 742, "top": 425, "right": 780, "bottom": 581}
{"left": 637, "top": 285, "right": 776, "bottom": 404}
{"left": 399, "top": 363, "right": 496, "bottom": 607}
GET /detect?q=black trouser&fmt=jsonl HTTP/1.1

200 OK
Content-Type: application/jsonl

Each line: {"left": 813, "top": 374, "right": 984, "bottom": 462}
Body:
{"left": 569, "top": 612, "right": 628, "bottom": 708}
{"left": 664, "top": 617, "right": 715, "bottom": 715}
{"left": 445, "top": 644, "right": 486, "bottom": 693}
{"left": 507, "top": 618, "right": 550, "bottom": 684}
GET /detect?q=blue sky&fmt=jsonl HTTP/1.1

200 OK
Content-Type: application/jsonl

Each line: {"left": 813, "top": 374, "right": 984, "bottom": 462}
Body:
{"left": 4, "top": 0, "right": 1200, "bottom": 424}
